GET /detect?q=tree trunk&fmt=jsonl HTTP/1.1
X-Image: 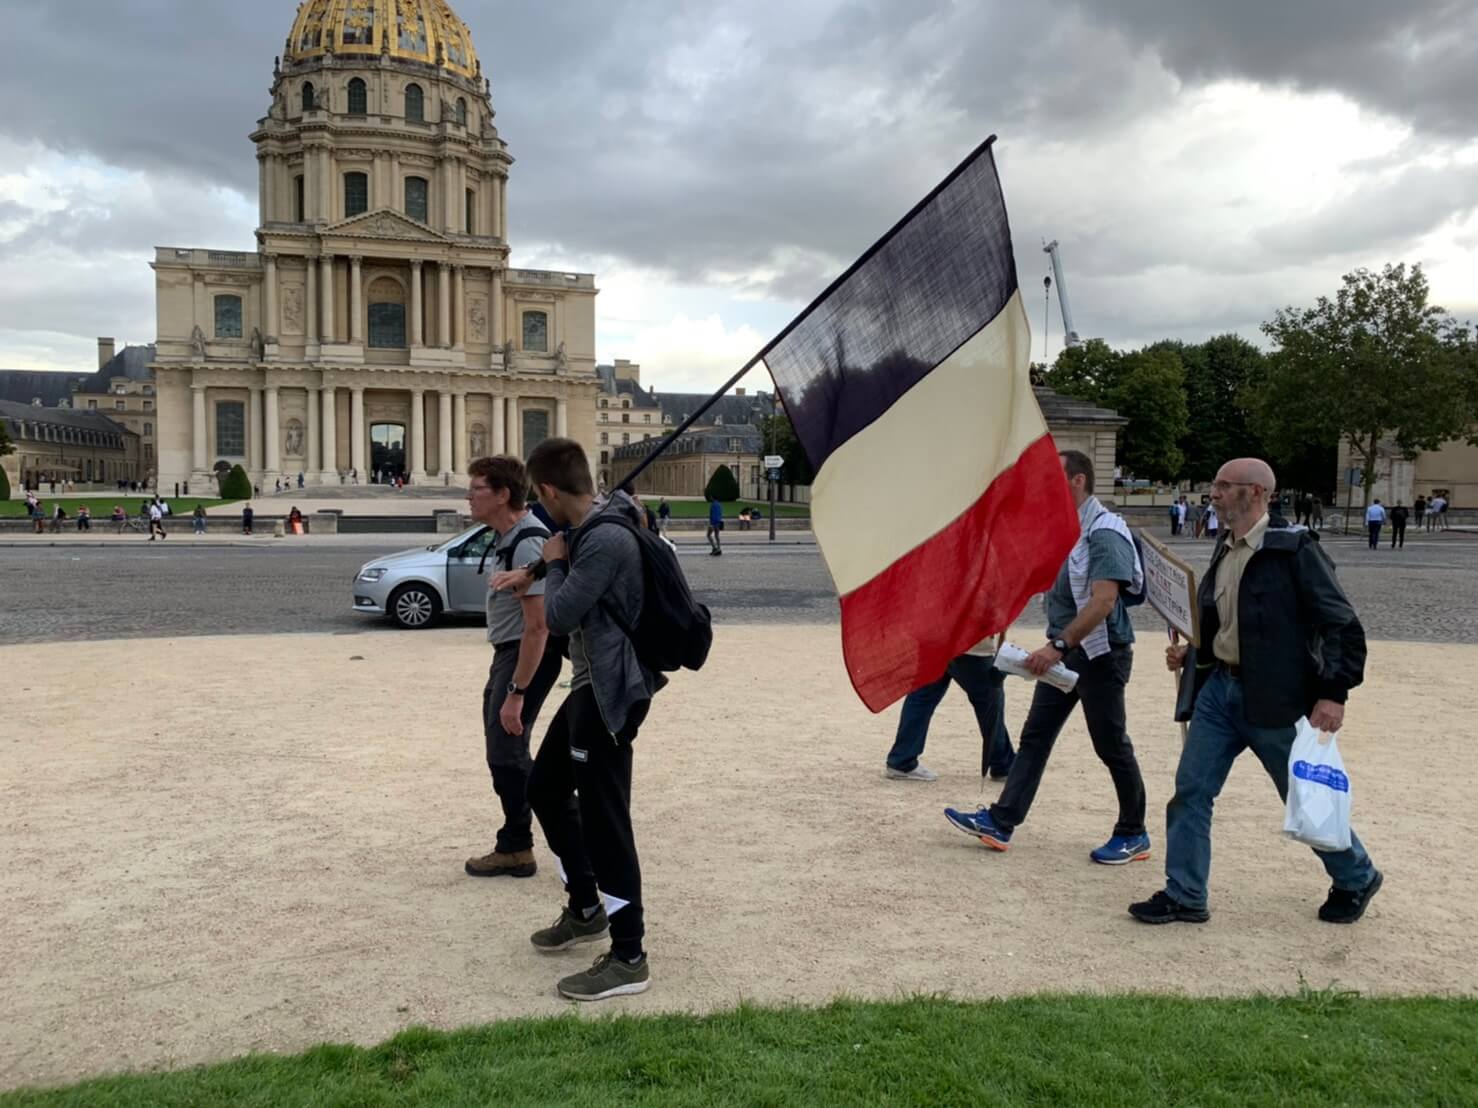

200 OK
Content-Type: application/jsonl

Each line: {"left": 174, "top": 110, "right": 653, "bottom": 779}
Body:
{"left": 1359, "top": 431, "right": 1380, "bottom": 509}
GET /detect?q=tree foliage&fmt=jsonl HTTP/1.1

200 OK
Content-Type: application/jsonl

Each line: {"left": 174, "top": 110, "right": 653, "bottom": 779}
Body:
{"left": 705, "top": 464, "right": 740, "bottom": 503}
{"left": 0, "top": 421, "right": 11, "bottom": 500}
{"left": 220, "top": 463, "right": 253, "bottom": 500}
{"left": 1252, "top": 263, "right": 1477, "bottom": 506}
{"left": 760, "top": 412, "right": 815, "bottom": 486}
{"left": 1154, "top": 335, "right": 1269, "bottom": 483}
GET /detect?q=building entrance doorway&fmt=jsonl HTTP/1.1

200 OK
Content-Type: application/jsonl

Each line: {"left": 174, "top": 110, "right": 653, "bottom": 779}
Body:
{"left": 370, "top": 423, "right": 406, "bottom": 482}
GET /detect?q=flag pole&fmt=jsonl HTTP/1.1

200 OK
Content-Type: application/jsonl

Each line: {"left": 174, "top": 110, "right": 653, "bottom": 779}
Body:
{"left": 621, "top": 134, "right": 1001, "bottom": 489}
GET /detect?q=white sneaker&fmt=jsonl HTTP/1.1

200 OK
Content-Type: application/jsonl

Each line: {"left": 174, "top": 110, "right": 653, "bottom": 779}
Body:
{"left": 885, "top": 763, "right": 938, "bottom": 782}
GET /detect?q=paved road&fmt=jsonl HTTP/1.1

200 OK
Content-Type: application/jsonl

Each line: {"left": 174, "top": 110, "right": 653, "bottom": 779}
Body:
{"left": 0, "top": 532, "right": 1473, "bottom": 646}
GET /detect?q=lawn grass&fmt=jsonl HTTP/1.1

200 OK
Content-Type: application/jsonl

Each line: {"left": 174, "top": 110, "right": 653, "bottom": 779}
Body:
{"left": 4, "top": 993, "right": 1474, "bottom": 1107}
{"left": 0, "top": 497, "right": 240, "bottom": 519}
{"left": 660, "top": 500, "right": 809, "bottom": 519}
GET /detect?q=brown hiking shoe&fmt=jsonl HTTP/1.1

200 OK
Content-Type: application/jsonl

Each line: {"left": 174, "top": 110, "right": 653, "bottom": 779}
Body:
{"left": 464, "top": 849, "right": 537, "bottom": 878}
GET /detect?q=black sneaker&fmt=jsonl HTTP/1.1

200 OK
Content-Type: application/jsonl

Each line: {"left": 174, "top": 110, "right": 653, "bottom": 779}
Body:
{"left": 1128, "top": 890, "right": 1210, "bottom": 925}
{"left": 1318, "top": 869, "right": 1383, "bottom": 924}
{"left": 530, "top": 906, "right": 609, "bottom": 952}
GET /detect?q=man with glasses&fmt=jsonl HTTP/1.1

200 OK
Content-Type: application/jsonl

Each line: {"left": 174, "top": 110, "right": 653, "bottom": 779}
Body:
{"left": 462, "top": 456, "right": 565, "bottom": 880}
{"left": 1131, "top": 459, "right": 1381, "bottom": 925}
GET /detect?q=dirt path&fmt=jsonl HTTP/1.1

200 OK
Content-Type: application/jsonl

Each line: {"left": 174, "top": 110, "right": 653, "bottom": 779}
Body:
{"left": 2, "top": 627, "right": 1473, "bottom": 1090}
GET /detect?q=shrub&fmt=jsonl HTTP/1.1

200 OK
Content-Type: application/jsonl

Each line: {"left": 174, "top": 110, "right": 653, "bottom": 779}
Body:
{"left": 705, "top": 464, "right": 740, "bottom": 503}
{"left": 220, "top": 464, "right": 252, "bottom": 500}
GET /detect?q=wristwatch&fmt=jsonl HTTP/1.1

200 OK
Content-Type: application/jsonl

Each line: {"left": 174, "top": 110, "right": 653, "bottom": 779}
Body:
{"left": 507, "top": 681, "right": 528, "bottom": 696}
{"left": 1050, "top": 638, "right": 1070, "bottom": 653}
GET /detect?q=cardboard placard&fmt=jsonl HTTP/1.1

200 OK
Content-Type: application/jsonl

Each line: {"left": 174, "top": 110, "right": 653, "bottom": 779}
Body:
{"left": 1139, "top": 530, "right": 1199, "bottom": 647}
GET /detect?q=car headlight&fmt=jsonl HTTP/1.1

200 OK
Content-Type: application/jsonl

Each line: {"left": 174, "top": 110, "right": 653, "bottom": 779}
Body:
{"left": 358, "top": 568, "right": 387, "bottom": 582}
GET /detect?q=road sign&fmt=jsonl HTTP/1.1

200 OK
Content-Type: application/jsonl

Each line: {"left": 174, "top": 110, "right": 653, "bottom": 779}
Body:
{"left": 764, "top": 455, "right": 784, "bottom": 469}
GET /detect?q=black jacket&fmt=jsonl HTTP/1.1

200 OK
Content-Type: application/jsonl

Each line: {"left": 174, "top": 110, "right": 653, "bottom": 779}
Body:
{"left": 1175, "top": 516, "right": 1366, "bottom": 727}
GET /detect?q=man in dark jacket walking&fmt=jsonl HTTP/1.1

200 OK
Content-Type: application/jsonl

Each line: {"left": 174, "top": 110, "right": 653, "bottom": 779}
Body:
{"left": 1131, "top": 458, "right": 1382, "bottom": 926}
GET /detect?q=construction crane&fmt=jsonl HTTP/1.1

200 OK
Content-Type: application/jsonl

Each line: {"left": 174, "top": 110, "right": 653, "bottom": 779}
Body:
{"left": 1042, "top": 240, "right": 1082, "bottom": 349}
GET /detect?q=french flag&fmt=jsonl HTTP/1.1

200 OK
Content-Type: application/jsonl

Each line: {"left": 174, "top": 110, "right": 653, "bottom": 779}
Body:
{"left": 761, "top": 138, "right": 1079, "bottom": 712}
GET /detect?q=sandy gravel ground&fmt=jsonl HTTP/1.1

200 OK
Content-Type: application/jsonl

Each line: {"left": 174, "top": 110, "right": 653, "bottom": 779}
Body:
{"left": 2, "top": 626, "right": 1474, "bottom": 1090}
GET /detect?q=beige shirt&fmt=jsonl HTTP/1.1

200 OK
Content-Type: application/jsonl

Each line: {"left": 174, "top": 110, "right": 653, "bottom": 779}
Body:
{"left": 1212, "top": 513, "right": 1270, "bottom": 666}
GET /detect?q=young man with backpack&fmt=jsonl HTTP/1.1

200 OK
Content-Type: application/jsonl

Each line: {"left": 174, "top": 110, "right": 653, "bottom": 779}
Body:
{"left": 463, "top": 455, "right": 565, "bottom": 880}
{"left": 944, "top": 450, "right": 1152, "bottom": 865}
{"left": 491, "top": 438, "right": 709, "bottom": 1001}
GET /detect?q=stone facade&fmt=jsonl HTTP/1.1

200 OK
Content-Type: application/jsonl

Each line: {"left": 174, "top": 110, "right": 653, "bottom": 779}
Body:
{"left": 592, "top": 360, "right": 664, "bottom": 489}
{"left": 1, "top": 400, "right": 143, "bottom": 490}
{"left": 1335, "top": 435, "right": 1478, "bottom": 510}
{"left": 151, "top": 0, "right": 600, "bottom": 491}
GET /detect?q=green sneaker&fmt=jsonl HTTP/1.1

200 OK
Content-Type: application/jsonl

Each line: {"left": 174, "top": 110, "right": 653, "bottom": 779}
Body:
{"left": 557, "top": 953, "right": 651, "bottom": 1001}
{"left": 530, "top": 906, "right": 609, "bottom": 953}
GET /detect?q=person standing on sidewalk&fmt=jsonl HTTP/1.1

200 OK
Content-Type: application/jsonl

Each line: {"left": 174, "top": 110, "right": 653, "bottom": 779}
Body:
{"left": 884, "top": 636, "right": 1015, "bottom": 783}
{"left": 1389, "top": 502, "right": 1409, "bottom": 549}
{"left": 1131, "top": 458, "right": 1381, "bottom": 925}
{"left": 463, "top": 455, "right": 565, "bottom": 881}
{"left": 147, "top": 499, "right": 166, "bottom": 541}
{"left": 492, "top": 439, "right": 662, "bottom": 1001}
{"left": 943, "top": 450, "right": 1151, "bottom": 866}
{"left": 706, "top": 495, "right": 724, "bottom": 556}
{"left": 1365, "top": 499, "right": 1386, "bottom": 549}
{"left": 193, "top": 504, "right": 208, "bottom": 535}
{"left": 657, "top": 498, "right": 671, "bottom": 535}
{"left": 1413, "top": 495, "right": 1427, "bottom": 530}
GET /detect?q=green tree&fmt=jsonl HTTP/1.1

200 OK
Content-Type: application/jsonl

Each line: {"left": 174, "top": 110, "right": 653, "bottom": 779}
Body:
{"left": 0, "top": 419, "right": 12, "bottom": 501}
{"left": 1042, "top": 338, "right": 1123, "bottom": 403}
{"left": 1111, "top": 346, "right": 1189, "bottom": 481}
{"left": 704, "top": 464, "right": 740, "bottom": 503}
{"left": 759, "top": 412, "right": 814, "bottom": 486}
{"left": 1254, "top": 263, "right": 1478, "bottom": 507}
{"left": 220, "top": 463, "right": 253, "bottom": 500}
{"left": 1153, "top": 335, "right": 1268, "bottom": 483}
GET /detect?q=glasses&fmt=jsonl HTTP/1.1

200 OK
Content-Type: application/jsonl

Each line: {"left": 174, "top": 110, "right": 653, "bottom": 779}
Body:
{"left": 468, "top": 483, "right": 493, "bottom": 495}
{"left": 1210, "top": 480, "right": 1258, "bottom": 492}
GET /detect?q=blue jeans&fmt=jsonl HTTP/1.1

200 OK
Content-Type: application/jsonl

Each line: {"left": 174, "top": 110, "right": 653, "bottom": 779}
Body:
{"left": 887, "top": 655, "right": 1014, "bottom": 776}
{"left": 1165, "top": 670, "right": 1375, "bottom": 909}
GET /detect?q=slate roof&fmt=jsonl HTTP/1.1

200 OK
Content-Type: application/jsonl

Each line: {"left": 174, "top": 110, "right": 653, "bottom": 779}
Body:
{"left": 0, "top": 371, "right": 88, "bottom": 408}
{"left": 0, "top": 399, "right": 135, "bottom": 436}
{"left": 613, "top": 424, "right": 762, "bottom": 461}
{"left": 650, "top": 390, "right": 777, "bottom": 427}
{"left": 76, "top": 344, "right": 157, "bottom": 394}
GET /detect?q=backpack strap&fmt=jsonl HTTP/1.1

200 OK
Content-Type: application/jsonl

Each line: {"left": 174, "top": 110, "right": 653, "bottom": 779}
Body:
{"left": 477, "top": 521, "right": 550, "bottom": 576}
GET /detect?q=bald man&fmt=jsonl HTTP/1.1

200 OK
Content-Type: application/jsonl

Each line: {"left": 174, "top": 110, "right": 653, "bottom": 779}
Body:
{"left": 1131, "top": 459, "right": 1382, "bottom": 926}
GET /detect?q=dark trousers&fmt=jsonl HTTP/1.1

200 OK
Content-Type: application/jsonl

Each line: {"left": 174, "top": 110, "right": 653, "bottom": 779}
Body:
{"left": 990, "top": 644, "right": 1146, "bottom": 837}
{"left": 887, "top": 654, "right": 1014, "bottom": 776}
{"left": 528, "top": 685, "right": 649, "bottom": 960}
{"left": 1390, "top": 523, "right": 1406, "bottom": 548}
{"left": 1368, "top": 522, "right": 1382, "bottom": 549}
{"left": 483, "top": 640, "right": 564, "bottom": 853}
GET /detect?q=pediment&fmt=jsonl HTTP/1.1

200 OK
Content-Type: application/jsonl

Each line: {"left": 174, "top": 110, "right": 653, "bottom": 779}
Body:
{"left": 323, "top": 209, "right": 448, "bottom": 243}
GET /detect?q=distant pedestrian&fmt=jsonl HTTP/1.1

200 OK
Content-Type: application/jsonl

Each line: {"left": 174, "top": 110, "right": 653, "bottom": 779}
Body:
{"left": 1389, "top": 503, "right": 1408, "bottom": 549}
{"left": 111, "top": 505, "right": 126, "bottom": 532}
{"left": 297, "top": 472, "right": 305, "bottom": 489}
{"left": 76, "top": 506, "right": 91, "bottom": 532}
{"left": 1204, "top": 505, "right": 1219, "bottom": 540}
{"left": 274, "top": 478, "right": 282, "bottom": 493}
{"left": 1425, "top": 494, "right": 1442, "bottom": 532}
{"left": 706, "top": 496, "right": 724, "bottom": 556}
{"left": 289, "top": 506, "right": 304, "bottom": 535}
{"left": 1413, "top": 495, "right": 1426, "bottom": 529}
{"left": 657, "top": 498, "right": 671, "bottom": 535}
{"left": 1434, "top": 494, "right": 1450, "bottom": 532}
{"left": 193, "top": 504, "right": 208, "bottom": 534}
{"left": 148, "top": 500, "right": 166, "bottom": 541}
{"left": 1167, "top": 501, "right": 1180, "bottom": 536}
{"left": 49, "top": 503, "right": 66, "bottom": 533}
{"left": 31, "top": 502, "right": 44, "bottom": 534}
{"left": 242, "top": 503, "right": 255, "bottom": 536}
{"left": 1365, "top": 499, "right": 1386, "bottom": 549}
{"left": 1311, "top": 496, "right": 1324, "bottom": 531}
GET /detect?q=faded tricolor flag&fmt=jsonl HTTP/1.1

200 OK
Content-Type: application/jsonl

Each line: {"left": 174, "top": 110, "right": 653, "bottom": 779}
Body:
{"left": 761, "top": 138, "right": 1079, "bottom": 711}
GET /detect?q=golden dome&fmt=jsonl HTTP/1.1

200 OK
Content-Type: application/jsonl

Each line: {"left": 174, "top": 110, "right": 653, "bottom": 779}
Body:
{"left": 286, "top": 0, "right": 480, "bottom": 79}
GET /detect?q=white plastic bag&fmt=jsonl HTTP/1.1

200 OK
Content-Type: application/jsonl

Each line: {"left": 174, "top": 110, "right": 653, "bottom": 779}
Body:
{"left": 1282, "top": 719, "right": 1352, "bottom": 852}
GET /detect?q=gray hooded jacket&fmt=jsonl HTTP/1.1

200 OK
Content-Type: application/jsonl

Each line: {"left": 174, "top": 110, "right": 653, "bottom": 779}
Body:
{"left": 543, "top": 491, "right": 662, "bottom": 735}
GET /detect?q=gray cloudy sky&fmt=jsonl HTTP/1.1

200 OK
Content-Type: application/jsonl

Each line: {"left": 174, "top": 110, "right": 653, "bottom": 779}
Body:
{"left": 2, "top": 0, "right": 1476, "bottom": 389}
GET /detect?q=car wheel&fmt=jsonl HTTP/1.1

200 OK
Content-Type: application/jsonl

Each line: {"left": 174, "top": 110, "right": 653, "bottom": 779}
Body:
{"left": 389, "top": 583, "right": 441, "bottom": 629}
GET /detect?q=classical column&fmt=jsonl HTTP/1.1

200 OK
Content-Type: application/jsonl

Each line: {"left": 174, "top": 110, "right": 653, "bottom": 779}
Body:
{"left": 349, "top": 256, "right": 364, "bottom": 345}
{"left": 320, "top": 383, "right": 338, "bottom": 480}
{"left": 452, "top": 265, "right": 465, "bottom": 350}
{"left": 319, "top": 254, "right": 335, "bottom": 344}
{"left": 264, "top": 386, "right": 281, "bottom": 475}
{"left": 351, "top": 387, "right": 366, "bottom": 476}
{"left": 306, "top": 385, "right": 321, "bottom": 472}
{"left": 438, "top": 391, "right": 453, "bottom": 477}
{"left": 191, "top": 385, "right": 208, "bottom": 473}
{"left": 438, "top": 263, "right": 452, "bottom": 348}
{"left": 410, "top": 389, "right": 428, "bottom": 480}
{"left": 249, "top": 386, "right": 264, "bottom": 472}
{"left": 556, "top": 397, "right": 569, "bottom": 438}
{"left": 453, "top": 393, "right": 468, "bottom": 471}
{"left": 409, "top": 260, "right": 424, "bottom": 349}
{"left": 505, "top": 395, "right": 520, "bottom": 458}
{"left": 491, "top": 270, "right": 505, "bottom": 353}
{"left": 491, "top": 390, "right": 505, "bottom": 454}
{"left": 264, "top": 253, "right": 279, "bottom": 342}
{"left": 306, "top": 258, "right": 319, "bottom": 343}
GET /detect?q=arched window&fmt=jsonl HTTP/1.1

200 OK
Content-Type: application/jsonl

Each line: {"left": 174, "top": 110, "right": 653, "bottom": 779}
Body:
{"left": 405, "top": 83, "right": 424, "bottom": 122}
{"left": 404, "top": 176, "right": 428, "bottom": 223}
{"left": 344, "top": 171, "right": 369, "bottom": 217}
{"left": 456, "top": 98, "right": 467, "bottom": 126}
{"left": 347, "top": 78, "right": 367, "bottom": 115}
{"left": 214, "top": 295, "right": 243, "bottom": 339}
{"left": 522, "top": 311, "right": 548, "bottom": 353}
{"left": 301, "top": 82, "right": 316, "bottom": 112}
{"left": 367, "top": 277, "right": 407, "bottom": 349}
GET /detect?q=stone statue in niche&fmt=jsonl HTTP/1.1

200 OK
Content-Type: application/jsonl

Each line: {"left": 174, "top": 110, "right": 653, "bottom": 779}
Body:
{"left": 282, "top": 285, "right": 305, "bottom": 333}
{"left": 250, "top": 327, "right": 265, "bottom": 362}
{"left": 555, "top": 341, "right": 568, "bottom": 372}
{"left": 190, "top": 325, "right": 207, "bottom": 361}
{"left": 469, "top": 424, "right": 486, "bottom": 457}
{"left": 501, "top": 339, "right": 515, "bottom": 363}
{"left": 467, "top": 297, "right": 488, "bottom": 342}
{"left": 284, "top": 419, "right": 305, "bottom": 457}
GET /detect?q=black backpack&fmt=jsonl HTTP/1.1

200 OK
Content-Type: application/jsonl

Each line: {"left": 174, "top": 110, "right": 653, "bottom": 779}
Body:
{"left": 572, "top": 513, "right": 712, "bottom": 673}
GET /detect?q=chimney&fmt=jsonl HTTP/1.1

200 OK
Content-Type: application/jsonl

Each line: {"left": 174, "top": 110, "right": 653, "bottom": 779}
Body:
{"left": 735, "top": 387, "right": 745, "bottom": 397}
{"left": 98, "top": 337, "right": 116, "bottom": 370}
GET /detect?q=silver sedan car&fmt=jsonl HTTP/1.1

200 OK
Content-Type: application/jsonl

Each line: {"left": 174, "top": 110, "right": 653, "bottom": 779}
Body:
{"left": 351, "top": 524, "right": 500, "bottom": 629}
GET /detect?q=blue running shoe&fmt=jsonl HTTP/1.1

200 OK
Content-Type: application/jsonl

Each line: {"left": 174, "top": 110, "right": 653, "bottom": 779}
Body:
{"left": 943, "top": 806, "right": 1012, "bottom": 851}
{"left": 1090, "top": 833, "right": 1152, "bottom": 865}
